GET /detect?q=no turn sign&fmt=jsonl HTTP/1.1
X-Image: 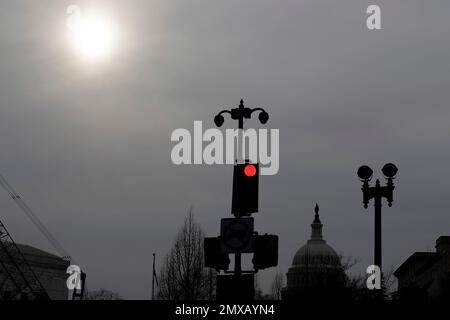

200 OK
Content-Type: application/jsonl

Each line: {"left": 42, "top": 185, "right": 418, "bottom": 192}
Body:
{"left": 220, "top": 217, "right": 254, "bottom": 253}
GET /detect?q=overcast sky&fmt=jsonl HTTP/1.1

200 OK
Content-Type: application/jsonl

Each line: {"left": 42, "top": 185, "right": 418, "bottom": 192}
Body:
{"left": 1, "top": 0, "right": 450, "bottom": 299}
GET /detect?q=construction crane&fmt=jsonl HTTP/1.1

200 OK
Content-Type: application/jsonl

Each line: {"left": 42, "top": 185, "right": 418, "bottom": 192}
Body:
{"left": 0, "top": 219, "right": 50, "bottom": 300}
{"left": 0, "top": 174, "right": 86, "bottom": 300}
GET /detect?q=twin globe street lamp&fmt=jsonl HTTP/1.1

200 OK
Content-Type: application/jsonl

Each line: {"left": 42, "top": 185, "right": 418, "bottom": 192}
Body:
{"left": 214, "top": 99, "right": 269, "bottom": 130}
{"left": 357, "top": 163, "right": 398, "bottom": 271}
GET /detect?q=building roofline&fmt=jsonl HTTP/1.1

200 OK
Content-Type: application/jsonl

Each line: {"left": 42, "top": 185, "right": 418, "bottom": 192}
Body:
{"left": 16, "top": 243, "right": 70, "bottom": 270}
{"left": 394, "top": 252, "right": 440, "bottom": 277}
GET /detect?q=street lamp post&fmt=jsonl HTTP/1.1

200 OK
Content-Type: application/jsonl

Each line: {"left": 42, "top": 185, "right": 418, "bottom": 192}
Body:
{"left": 214, "top": 99, "right": 269, "bottom": 275}
{"left": 357, "top": 163, "right": 398, "bottom": 271}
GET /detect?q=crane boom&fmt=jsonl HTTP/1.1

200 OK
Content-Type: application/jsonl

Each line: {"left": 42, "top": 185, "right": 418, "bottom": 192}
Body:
{"left": 0, "top": 174, "right": 71, "bottom": 261}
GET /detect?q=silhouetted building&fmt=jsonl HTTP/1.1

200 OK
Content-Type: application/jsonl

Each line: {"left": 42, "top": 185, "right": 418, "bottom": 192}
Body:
{"left": 1, "top": 244, "right": 69, "bottom": 300}
{"left": 281, "top": 205, "right": 346, "bottom": 300}
{"left": 394, "top": 236, "right": 450, "bottom": 301}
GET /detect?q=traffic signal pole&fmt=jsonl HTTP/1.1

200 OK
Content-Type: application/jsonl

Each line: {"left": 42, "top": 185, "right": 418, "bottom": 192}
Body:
{"left": 215, "top": 100, "right": 268, "bottom": 276}
{"left": 235, "top": 253, "right": 242, "bottom": 275}
{"left": 209, "top": 100, "right": 274, "bottom": 300}
{"left": 235, "top": 108, "right": 243, "bottom": 276}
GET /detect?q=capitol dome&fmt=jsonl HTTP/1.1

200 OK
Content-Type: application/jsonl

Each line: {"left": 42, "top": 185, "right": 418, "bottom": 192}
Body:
{"left": 282, "top": 204, "right": 347, "bottom": 300}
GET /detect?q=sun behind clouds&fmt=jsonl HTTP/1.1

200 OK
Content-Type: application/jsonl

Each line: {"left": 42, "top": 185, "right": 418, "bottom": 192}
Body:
{"left": 67, "top": 7, "right": 118, "bottom": 62}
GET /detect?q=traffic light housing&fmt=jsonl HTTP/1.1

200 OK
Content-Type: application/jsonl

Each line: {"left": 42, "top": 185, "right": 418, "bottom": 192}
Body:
{"left": 204, "top": 237, "right": 230, "bottom": 271}
{"left": 252, "top": 234, "right": 278, "bottom": 270}
{"left": 232, "top": 162, "right": 259, "bottom": 216}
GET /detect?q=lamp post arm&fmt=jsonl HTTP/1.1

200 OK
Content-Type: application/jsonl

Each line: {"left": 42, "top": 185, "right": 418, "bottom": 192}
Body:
{"left": 217, "top": 110, "right": 232, "bottom": 117}
{"left": 250, "top": 107, "right": 266, "bottom": 114}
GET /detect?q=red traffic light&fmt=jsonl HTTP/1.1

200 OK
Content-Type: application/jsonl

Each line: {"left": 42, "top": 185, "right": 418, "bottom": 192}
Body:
{"left": 244, "top": 164, "right": 257, "bottom": 177}
{"left": 232, "top": 161, "right": 259, "bottom": 216}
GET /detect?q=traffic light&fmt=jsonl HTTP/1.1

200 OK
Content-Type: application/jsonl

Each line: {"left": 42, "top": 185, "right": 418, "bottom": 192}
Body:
{"left": 204, "top": 237, "right": 230, "bottom": 271}
{"left": 232, "top": 162, "right": 259, "bottom": 216}
{"left": 252, "top": 234, "right": 278, "bottom": 270}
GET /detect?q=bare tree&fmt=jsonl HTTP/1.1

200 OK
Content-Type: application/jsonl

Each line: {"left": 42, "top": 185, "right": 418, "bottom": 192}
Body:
{"left": 339, "top": 254, "right": 360, "bottom": 272}
{"left": 85, "top": 289, "right": 123, "bottom": 300}
{"left": 339, "top": 254, "right": 397, "bottom": 301}
{"left": 254, "top": 275, "right": 271, "bottom": 300}
{"left": 158, "top": 209, "right": 215, "bottom": 300}
{"left": 383, "top": 266, "right": 398, "bottom": 297}
{"left": 270, "top": 272, "right": 284, "bottom": 300}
